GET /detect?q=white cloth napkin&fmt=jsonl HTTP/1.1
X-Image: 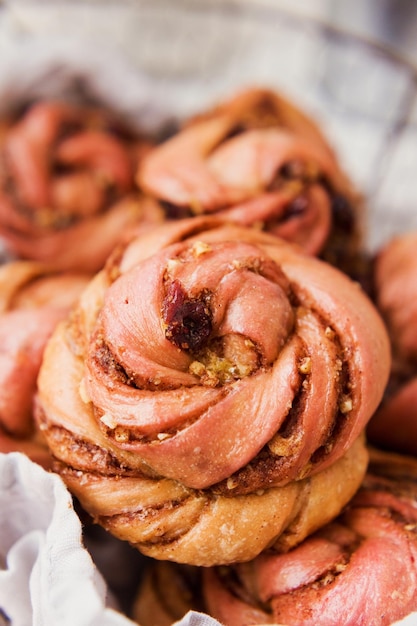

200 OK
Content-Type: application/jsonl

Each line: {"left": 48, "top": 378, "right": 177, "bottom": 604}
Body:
{"left": 0, "top": 452, "right": 221, "bottom": 626}
{"left": 0, "top": 452, "right": 135, "bottom": 626}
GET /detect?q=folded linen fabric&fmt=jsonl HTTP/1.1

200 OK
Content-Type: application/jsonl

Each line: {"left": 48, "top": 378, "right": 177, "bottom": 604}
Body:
{"left": 0, "top": 452, "right": 221, "bottom": 626}
{"left": 0, "top": 452, "right": 134, "bottom": 626}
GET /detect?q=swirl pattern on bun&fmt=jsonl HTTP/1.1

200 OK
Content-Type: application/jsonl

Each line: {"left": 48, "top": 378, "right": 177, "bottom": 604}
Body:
{"left": 0, "top": 100, "right": 164, "bottom": 272}
{"left": 201, "top": 448, "right": 417, "bottom": 626}
{"left": 134, "top": 448, "right": 417, "bottom": 626}
{"left": 138, "top": 88, "right": 362, "bottom": 270}
{"left": 36, "top": 218, "right": 389, "bottom": 564}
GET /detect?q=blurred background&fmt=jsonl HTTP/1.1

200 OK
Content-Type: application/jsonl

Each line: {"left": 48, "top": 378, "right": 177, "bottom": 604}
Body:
{"left": 0, "top": 0, "right": 416, "bottom": 250}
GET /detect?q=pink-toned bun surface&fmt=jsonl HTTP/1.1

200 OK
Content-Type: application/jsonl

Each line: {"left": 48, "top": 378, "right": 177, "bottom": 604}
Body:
{"left": 0, "top": 260, "right": 89, "bottom": 467}
{"left": 367, "top": 231, "right": 417, "bottom": 456}
{"left": 36, "top": 217, "right": 389, "bottom": 564}
{"left": 134, "top": 448, "right": 417, "bottom": 626}
{"left": 138, "top": 88, "right": 362, "bottom": 269}
{"left": 201, "top": 447, "right": 417, "bottom": 626}
{"left": 368, "top": 377, "right": 417, "bottom": 457}
{"left": 0, "top": 100, "right": 164, "bottom": 272}
{"left": 373, "top": 231, "right": 417, "bottom": 365}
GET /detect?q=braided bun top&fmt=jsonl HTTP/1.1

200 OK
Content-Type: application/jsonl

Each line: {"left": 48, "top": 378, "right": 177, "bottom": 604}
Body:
{"left": 69, "top": 217, "right": 390, "bottom": 491}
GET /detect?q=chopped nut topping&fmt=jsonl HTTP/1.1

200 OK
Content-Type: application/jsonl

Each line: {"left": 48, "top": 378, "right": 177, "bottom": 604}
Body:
{"left": 157, "top": 432, "right": 171, "bottom": 441}
{"left": 108, "top": 263, "right": 121, "bottom": 283}
{"left": 188, "top": 334, "right": 258, "bottom": 386}
{"left": 339, "top": 396, "right": 353, "bottom": 414}
{"left": 325, "top": 326, "right": 335, "bottom": 340}
{"left": 299, "top": 356, "right": 312, "bottom": 374}
{"left": 227, "top": 477, "right": 238, "bottom": 490}
{"left": 114, "top": 427, "right": 130, "bottom": 443}
{"left": 166, "top": 258, "right": 181, "bottom": 274}
{"left": 268, "top": 434, "right": 302, "bottom": 457}
{"left": 189, "top": 361, "right": 207, "bottom": 377}
{"left": 189, "top": 362, "right": 221, "bottom": 387}
{"left": 231, "top": 259, "right": 244, "bottom": 270}
{"left": 335, "top": 562, "right": 347, "bottom": 573}
{"left": 100, "top": 413, "right": 117, "bottom": 429}
{"left": 320, "top": 572, "right": 336, "bottom": 587}
{"left": 191, "top": 240, "right": 212, "bottom": 257}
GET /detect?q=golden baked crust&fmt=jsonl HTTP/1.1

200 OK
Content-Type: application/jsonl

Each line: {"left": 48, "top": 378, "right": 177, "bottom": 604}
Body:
{"left": 134, "top": 448, "right": 417, "bottom": 626}
{"left": 36, "top": 218, "right": 389, "bottom": 564}
{"left": 38, "top": 422, "right": 368, "bottom": 565}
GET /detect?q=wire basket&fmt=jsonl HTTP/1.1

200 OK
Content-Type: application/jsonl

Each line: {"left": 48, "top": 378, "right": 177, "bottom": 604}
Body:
{"left": 1, "top": 0, "right": 416, "bottom": 252}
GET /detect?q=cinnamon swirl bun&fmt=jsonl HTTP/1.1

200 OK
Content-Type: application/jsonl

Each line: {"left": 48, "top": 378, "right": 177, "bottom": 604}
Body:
{"left": 134, "top": 448, "right": 417, "bottom": 626}
{"left": 367, "top": 231, "right": 417, "bottom": 456}
{"left": 0, "top": 260, "right": 89, "bottom": 466}
{"left": 0, "top": 100, "right": 164, "bottom": 272}
{"left": 138, "top": 88, "right": 364, "bottom": 278}
{"left": 36, "top": 217, "right": 389, "bottom": 564}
